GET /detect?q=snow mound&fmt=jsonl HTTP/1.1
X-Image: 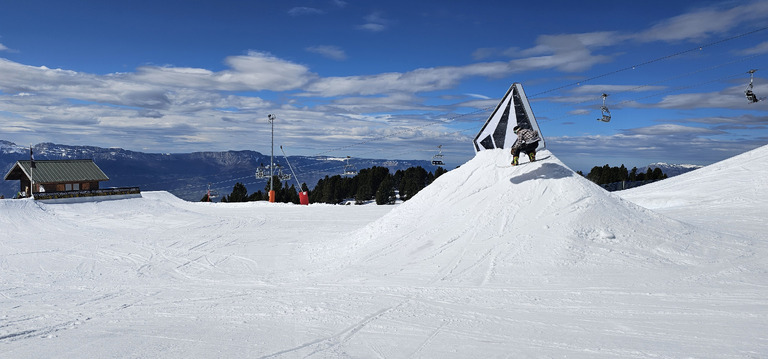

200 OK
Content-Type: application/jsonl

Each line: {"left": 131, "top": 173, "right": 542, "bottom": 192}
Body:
{"left": 618, "top": 143, "right": 768, "bottom": 238}
{"left": 329, "top": 149, "right": 752, "bottom": 286}
{"left": 621, "top": 144, "right": 768, "bottom": 207}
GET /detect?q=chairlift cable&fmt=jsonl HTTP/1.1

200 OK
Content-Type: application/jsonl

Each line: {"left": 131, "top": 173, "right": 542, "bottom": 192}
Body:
{"left": 529, "top": 24, "right": 768, "bottom": 98}
{"left": 310, "top": 25, "right": 768, "bottom": 158}
{"left": 537, "top": 58, "right": 764, "bottom": 123}
{"left": 543, "top": 52, "right": 765, "bottom": 110}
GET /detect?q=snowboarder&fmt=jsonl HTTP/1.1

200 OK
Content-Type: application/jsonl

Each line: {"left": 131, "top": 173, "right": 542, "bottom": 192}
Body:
{"left": 510, "top": 125, "right": 541, "bottom": 166}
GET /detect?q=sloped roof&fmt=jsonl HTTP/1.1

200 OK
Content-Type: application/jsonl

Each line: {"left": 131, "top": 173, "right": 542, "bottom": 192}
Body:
{"left": 4, "top": 160, "right": 109, "bottom": 183}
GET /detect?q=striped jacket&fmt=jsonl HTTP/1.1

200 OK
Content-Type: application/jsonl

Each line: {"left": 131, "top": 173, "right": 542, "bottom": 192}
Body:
{"left": 510, "top": 128, "right": 540, "bottom": 151}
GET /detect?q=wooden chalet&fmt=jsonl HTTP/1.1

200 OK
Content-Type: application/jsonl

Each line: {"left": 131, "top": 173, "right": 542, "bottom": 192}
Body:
{"left": 4, "top": 159, "right": 140, "bottom": 201}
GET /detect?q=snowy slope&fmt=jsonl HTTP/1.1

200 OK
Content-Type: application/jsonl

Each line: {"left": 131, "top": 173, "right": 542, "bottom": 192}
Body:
{"left": 1, "top": 148, "right": 767, "bottom": 358}
{"left": 619, "top": 144, "right": 768, "bottom": 239}
{"left": 324, "top": 149, "right": 754, "bottom": 287}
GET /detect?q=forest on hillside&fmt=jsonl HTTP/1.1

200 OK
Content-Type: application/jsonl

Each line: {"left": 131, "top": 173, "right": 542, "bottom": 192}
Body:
{"left": 206, "top": 165, "right": 448, "bottom": 205}
{"left": 578, "top": 164, "right": 668, "bottom": 191}
{"left": 205, "top": 163, "right": 669, "bottom": 204}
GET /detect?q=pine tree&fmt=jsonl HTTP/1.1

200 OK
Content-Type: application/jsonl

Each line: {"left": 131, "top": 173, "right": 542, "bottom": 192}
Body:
{"left": 228, "top": 182, "right": 248, "bottom": 202}
{"left": 629, "top": 167, "right": 638, "bottom": 181}
{"left": 248, "top": 190, "right": 265, "bottom": 201}
{"left": 310, "top": 176, "right": 327, "bottom": 203}
{"left": 375, "top": 175, "right": 396, "bottom": 205}
{"left": 651, "top": 168, "right": 665, "bottom": 180}
{"left": 355, "top": 182, "right": 373, "bottom": 204}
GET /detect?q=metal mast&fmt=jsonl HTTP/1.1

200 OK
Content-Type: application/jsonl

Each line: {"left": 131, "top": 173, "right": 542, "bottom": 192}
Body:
{"left": 268, "top": 114, "right": 276, "bottom": 201}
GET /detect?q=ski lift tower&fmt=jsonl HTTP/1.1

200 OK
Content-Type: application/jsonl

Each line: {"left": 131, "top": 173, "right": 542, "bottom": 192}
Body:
{"left": 268, "top": 114, "right": 276, "bottom": 202}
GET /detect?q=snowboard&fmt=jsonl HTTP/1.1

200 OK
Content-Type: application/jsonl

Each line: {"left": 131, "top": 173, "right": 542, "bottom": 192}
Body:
{"left": 508, "top": 155, "right": 550, "bottom": 166}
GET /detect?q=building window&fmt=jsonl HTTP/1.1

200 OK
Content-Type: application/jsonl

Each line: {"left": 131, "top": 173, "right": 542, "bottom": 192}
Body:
{"left": 74, "top": 183, "right": 80, "bottom": 190}
{"left": 65, "top": 184, "right": 72, "bottom": 191}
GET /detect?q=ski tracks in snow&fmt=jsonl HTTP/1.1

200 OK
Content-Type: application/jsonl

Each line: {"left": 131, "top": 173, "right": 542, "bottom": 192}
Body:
{"left": 259, "top": 299, "right": 409, "bottom": 358}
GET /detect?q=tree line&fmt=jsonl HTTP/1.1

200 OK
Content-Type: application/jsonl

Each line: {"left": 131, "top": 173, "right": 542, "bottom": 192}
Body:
{"left": 204, "top": 165, "right": 448, "bottom": 205}
{"left": 577, "top": 164, "right": 667, "bottom": 186}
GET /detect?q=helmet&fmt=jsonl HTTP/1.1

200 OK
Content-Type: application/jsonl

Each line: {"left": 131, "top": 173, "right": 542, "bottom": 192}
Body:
{"left": 513, "top": 125, "right": 520, "bottom": 133}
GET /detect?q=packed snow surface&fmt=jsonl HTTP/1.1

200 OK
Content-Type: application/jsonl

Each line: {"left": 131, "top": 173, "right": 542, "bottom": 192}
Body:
{"left": 2, "top": 148, "right": 767, "bottom": 358}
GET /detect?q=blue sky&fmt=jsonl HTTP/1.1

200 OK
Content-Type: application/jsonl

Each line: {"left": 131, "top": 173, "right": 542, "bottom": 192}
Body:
{"left": 1, "top": 0, "right": 767, "bottom": 172}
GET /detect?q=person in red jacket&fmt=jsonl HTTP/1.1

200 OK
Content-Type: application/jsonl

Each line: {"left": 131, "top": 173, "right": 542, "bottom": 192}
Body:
{"left": 510, "top": 125, "right": 541, "bottom": 166}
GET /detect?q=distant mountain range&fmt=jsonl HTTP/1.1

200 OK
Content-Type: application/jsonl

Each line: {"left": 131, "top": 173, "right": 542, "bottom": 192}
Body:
{"left": 1, "top": 140, "right": 435, "bottom": 201}
{"left": 639, "top": 162, "right": 703, "bottom": 177}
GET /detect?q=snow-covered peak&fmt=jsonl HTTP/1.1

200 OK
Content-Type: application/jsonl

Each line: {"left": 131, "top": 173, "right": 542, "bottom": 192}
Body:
{"left": 641, "top": 162, "right": 703, "bottom": 177}
{"left": 0, "top": 140, "right": 25, "bottom": 154}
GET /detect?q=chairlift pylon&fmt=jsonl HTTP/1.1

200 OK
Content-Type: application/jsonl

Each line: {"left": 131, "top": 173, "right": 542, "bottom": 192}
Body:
{"left": 597, "top": 93, "right": 611, "bottom": 122}
{"left": 431, "top": 145, "right": 445, "bottom": 166}
{"left": 343, "top": 156, "right": 357, "bottom": 176}
{"left": 746, "top": 69, "right": 761, "bottom": 104}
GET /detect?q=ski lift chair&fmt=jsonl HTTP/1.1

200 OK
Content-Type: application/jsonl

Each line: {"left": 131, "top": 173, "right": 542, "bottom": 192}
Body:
{"left": 343, "top": 156, "right": 357, "bottom": 176}
{"left": 255, "top": 165, "right": 267, "bottom": 179}
{"left": 597, "top": 106, "right": 611, "bottom": 122}
{"left": 277, "top": 167, "right": 292, "bottom": 181}
{"left": 746, "top": 89, "right": 759, "bottom": 103}
{"left": 597, "top": 93, "right": 611, "bottom": 122}
{"left": 746, "top": 69, "right": 761, "bottom": 104}
{"left": 431, "top": 145, "right": 445, "bottom": 166}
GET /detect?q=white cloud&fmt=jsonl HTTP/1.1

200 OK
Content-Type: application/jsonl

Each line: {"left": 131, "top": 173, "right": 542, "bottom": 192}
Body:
{"left": 739, "top": 41, "right": 768, "bottom": 55}
{"left": 567, "top": 84, "right": 667, "bottom": 95}
{"left": 520, "top": 32, "right": 621, "bottom": 57}
{"left": 471, "top": 48, "right": 498, "bottom": 60}
{"left": 568, "top": 109, "right": 591, "bottom": 116}
{"left": 0, "top": 43, "right": 8, "bottom": 51}
{"left": 359, "top": 23, "right": 385, "bottom": 32}
{"left": 464, "top": 93, "right": 490, "bottom": 100}
{"left": 683, "top": 114, "right": 768, "bottom": 126}
{"left": 219, "top": 51, "right": 316, "bottom": 91}
{"left": 306, "top": 45, "right": 347, "bottom": 60}
{"left": 0, "top": 55, "right": 285, "bottom": 152}
{"left": 654, "top": 89, "right": 758, "bottom": 110}
{"left": 635, "top": 1, "right": 768, "bottom": 42}
{"left": 474, "top": 32, "right": 620, "bottom": 74}
{"left": 625, "top": 124, "right": 723, "bottom": 136}
{"left": 359, "top": 12, "right": 389, "bottom": 32}
{"left": 288, "top": 7, "right": 324, "bottom": 16}
{"left": 303, "top": 62, "right": 511, "bottom": 97}
{"left": 331, "top": 0, "right": 347, "bottom": 8}
{"left": 130, "top": 51, "right": 316, "bottom": 92}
